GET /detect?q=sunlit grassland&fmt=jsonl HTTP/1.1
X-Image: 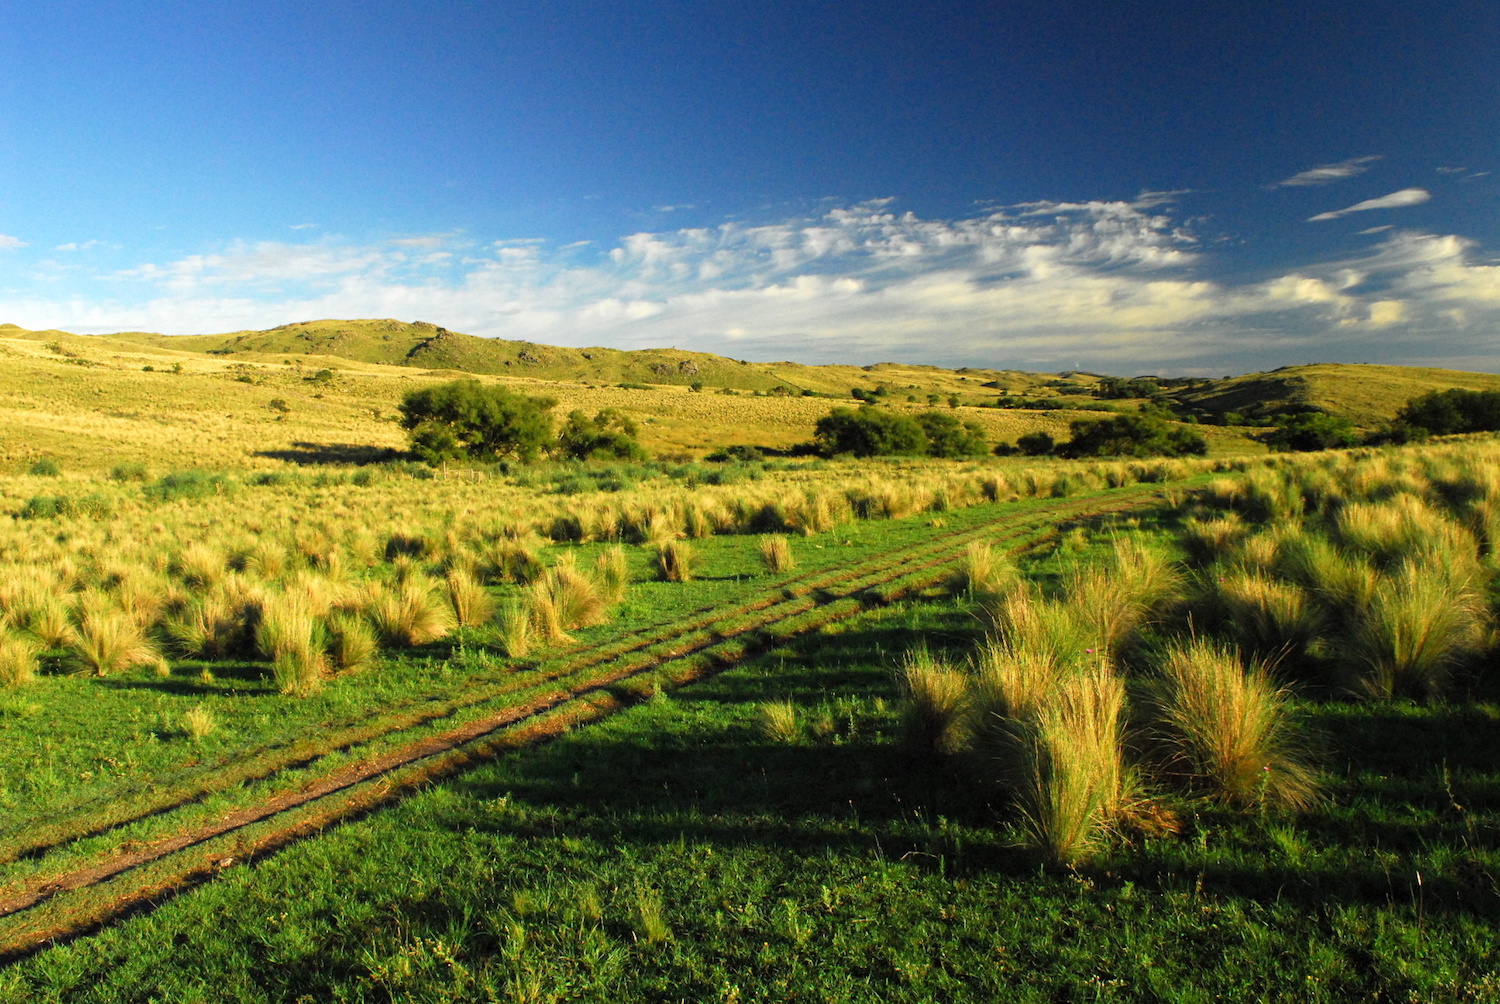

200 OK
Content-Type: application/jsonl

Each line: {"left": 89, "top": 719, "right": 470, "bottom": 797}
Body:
{"left": 0, "top": 331, "right": 1261, "bottom": 473}
{"left": 1, "top": 590, "right": 1495, "bottom": 1002}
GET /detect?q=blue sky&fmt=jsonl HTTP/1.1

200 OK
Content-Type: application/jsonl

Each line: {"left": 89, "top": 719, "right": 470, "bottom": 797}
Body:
{"left": 1, "top": 0, "right": 1497, "bottom": 375}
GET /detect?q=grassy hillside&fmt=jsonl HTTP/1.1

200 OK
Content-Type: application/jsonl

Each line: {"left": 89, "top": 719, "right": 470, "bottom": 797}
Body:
{"left": 0, "top": 323, "right": 1260, "bottom": 473}
{"left": 1173, "top": 362, "right": 1500, "bottom": 426}
{"left": 95, "top": 318, "right": 1085, "bottom": 399}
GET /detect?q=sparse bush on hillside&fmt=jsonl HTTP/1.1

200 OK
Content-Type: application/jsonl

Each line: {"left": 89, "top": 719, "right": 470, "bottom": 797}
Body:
{"left": 27, "top": 458, "right": 61, "bottom": 477}
{"left": 144, "top": 471, "right": 233, "bottom": 503}
{"left": 1396, "top": 388, "right": 1500, "bottom": 436}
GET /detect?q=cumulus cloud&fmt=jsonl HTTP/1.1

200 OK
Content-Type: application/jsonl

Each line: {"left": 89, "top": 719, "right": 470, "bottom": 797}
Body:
{"left": 12, "top": 201, "right": 1500, "bottom": 374}
{"left": 0, "top": 235, "right": 28, "bottom": 250}
{"left": 1275, "top": 156, "right": 1382, "bottom": 187}
{"left": 1309, "top": 188, "right": 1431, "bottom": 222}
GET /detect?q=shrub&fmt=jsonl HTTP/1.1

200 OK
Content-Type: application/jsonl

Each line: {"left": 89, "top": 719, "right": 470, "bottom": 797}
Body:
{"left": 399, "top": 379, "right": 556, "bottom": 464}
{"left": 144, "top": 471, "right": 233, "bottom": 503}
{"left": 1061, "top": 410, "right": 1207, "bottom": 459}
{"left": 1264, "top": 412, "right": 1359, "bottom": 452}
{"left": 555, "top": 408, "right": 648, "bottom": 461}
{"left": 654, "top": 540, "right": 699, "bottom": 582}
{"left": 1150, "top": 638, "right": 1320, "bottom": 810}
{"left": 27, "top": 458, "right": 60, "bottom": 477}
{"left": 915, "top": 411, "right": 988, "bottom": 457}
{"left": 109, "top": 462, "right": 149, "bottom": 482}
{"left": 1015, "top": 432, "right": 1055, "bottom": 456}
{"left": 812, "top": 407, "right": 927, "bottom": 457}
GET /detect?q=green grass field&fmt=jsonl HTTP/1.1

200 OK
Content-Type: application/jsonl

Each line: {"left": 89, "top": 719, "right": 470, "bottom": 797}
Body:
{"left": 1, "top": 324, "right": 1499, "bottom": 999}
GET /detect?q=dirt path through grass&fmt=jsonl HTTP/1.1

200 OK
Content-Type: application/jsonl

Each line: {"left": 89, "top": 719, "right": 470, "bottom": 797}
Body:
{"left": 0, "top": 486, "right": 1165, "bottom": 958}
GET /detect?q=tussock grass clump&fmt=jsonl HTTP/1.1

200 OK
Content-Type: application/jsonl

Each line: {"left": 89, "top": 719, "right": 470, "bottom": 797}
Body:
{"left": 481, "top": 539, "right": 545, "bottom": 585}
{"left": 171, "top": 542, "right": 226, "bottom": 589}
{"left": 1213, "top": 572, "right": 1324, "bottom": 664}
{"left": 69, "top": 596, "right": 161, "bottom": 677}
{"left": 325, "top": 613, "right": 377, "bottom": 673}
{"left": 27, "top": 597, "right": 76, "bottom": 651}
{"left": 181, "top": 704, "right": 216, "bottom": 742}
{"left": 592, "top": 546, "right": 630, "bottom": 605}
{"left": 895, "top": 647, "right": 968, "bottom": 755}
{"left": 445, "top": 567, "right": 495, "bottom": 629}
{"left": 1007, "top": 664, "right": 1131, "bottom": 866}
{"left": 758, "top": 534, "right": 795, "bottom": 574}
{"left": 495, "top": 602, "right": 531, "bottom": 658}
{"left": 950, "top": 541, "right": 1018, "bottom": 602}
{"left": 257, "top": 593, "right": 328, "bottom": 697}
{"left": 367, "top": 577, "right": 454, "bottom": 648}
{"left": 1151, "top": 638, "right": 1320, "bottom": 810}
{"left": 654, "top": 540, "right": 699, "bottom": 582}
{"left": 757, "top": 700, "right": 801, "bottom": 743}
{"left": 165, "top": 579, "right": 260, "bottom": 659}
{"left": 0, "top": 632, "right": 40, "bottom": 687}
{"left": 1063, "top": 537, "right": 1180, "bottom": 655}
{"left": 1346, "top": 561, "right": 1489, "bottom": 701}
{"left": 1180, "top": 514, "right": 1248, "bottom": 567}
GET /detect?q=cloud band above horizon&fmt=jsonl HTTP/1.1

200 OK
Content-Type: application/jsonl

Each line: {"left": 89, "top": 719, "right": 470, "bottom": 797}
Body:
{"left": 3, "top": 199, "right": 1498, "bottom": 377}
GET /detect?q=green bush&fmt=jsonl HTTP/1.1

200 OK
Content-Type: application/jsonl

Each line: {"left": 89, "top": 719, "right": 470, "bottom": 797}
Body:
{"left": 108, "top": 462, "right": 149, "bottom": 482}
{"left": 399, "top": 380, "right": 556, "bottom": 464}
{"left": 1396, "top": 388, "right": 1500, "bottom": 435}
{"left": 27, "top": 459, "right": 60, "bottom": 477}
{"left": 144, "top": 471, "right": 234, "bottom": 503}
{"left": 1264, "top": 412, "right": 1359, "bottom": 452}
{"left": 555, "top": 408, "right": 648, "bottom": 461}
{"left": 1061, "top": 409, "right": 1207, "bottom": 459}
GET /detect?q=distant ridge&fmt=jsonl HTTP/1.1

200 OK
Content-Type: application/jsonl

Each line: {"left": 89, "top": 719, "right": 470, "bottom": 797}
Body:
{"left": 6, "top": 318, "right": 1500, "bottom": 426}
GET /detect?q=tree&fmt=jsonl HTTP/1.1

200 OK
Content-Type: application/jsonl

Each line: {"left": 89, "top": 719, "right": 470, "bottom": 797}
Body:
{"left": 813, "top": 407, "right": 927, "bottom": 457}
{"left": 1397, "top": 389, "right": 1500, "bottom": 435}
{"left": 398, "top": 380, "right": 556, "bottom": 464}
{"left": 1060, "top": 409, "right": 1207, "bottom": 458}
{"left": 1015, "top": 431, "right": 1056, "bottom": 456}
{"left": 1264, "top": 412, "right": 1359, "bottom": 452}
{"left": 916, "top": 412, "right": 988, "bottom": 458}
{"left": 556, "top": 408, "right": 648, "bottom": 460}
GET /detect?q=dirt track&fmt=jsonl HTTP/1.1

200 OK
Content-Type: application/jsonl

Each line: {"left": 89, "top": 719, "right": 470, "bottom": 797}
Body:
{"left": 0, "top": 487, "right": 1164, "bottom": 959}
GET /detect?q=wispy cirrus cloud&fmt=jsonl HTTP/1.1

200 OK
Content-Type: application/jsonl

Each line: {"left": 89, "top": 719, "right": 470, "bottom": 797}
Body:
{"left": 1308, "top": 188, "right": 1431, "bottom": 222}
{"left": 1274, "top": 156, "right": 1382, "bottom": 187}
{"left": 8, "top": 200, "right": 1500, "bottom": 374}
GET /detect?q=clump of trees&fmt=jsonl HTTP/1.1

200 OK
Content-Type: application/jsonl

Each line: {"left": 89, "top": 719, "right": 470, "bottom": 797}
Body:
{"left": 812, "top": 407, "right": 987, "bottom": 458}
{"left": 555, "top": 408, "right": 648, "bottom": 461}
{"left": 1396, "top": 389, "right": 1500, "bottom": 437}
{"left": 399, "top": 380, "right": 645, "bottom": 464}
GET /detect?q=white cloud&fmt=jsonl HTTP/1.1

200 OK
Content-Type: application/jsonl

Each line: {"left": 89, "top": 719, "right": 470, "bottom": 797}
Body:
{"left": 55, "top": 240, "right": 100, "bottom": 251}
{"left": 1275, "top": 156, "right": 1382, "bottom": 187}
{"left": 0, "top": 235, "right": 28, "bottom": 250}
{"left": 1309, "top": 188, "right": 1431, "bottom": 222}
{"left": 13, "top": 203, "right": 1500, "bottom": 374}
